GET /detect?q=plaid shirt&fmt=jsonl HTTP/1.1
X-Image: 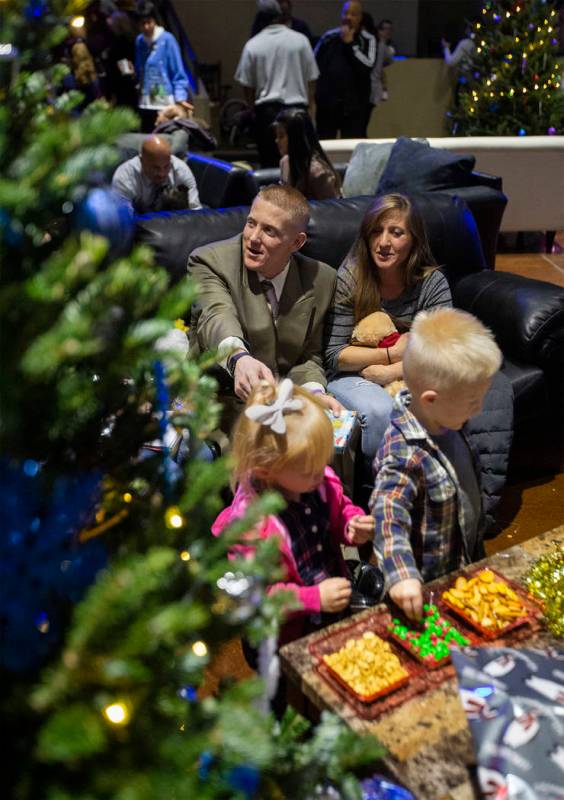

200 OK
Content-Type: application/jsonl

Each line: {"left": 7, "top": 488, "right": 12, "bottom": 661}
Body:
{"left": 369, "top": 389, "right": 484, "bottom": 590}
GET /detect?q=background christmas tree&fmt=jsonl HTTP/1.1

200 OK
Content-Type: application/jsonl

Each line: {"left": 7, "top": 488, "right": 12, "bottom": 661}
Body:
{"left": 450, "top": 0, "right": 564, "bottom": 135}
{"left": 0, "top": 2, "right": 383, "bottom": 798}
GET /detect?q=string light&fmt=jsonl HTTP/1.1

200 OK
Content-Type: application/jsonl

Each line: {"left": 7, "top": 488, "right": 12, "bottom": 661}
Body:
{"left": 103, "top": 702, "right": 130, "bottom": 725}
{"left": 165, "top": 506, "right": 184, "bottom": 529}
{"left": 180, "top": 550, "right": 191, "bottom": 561}
{"left": 70, "top": 16, "right": 85, "bottom": 29}
{"left": 192, "top": 640, "right": 208, "bottom": 657}
{"left": 123, "top": 492, "right": 132, "bottom": 503}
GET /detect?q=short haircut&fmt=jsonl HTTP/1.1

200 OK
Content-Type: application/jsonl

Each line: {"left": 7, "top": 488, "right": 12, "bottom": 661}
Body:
{"left": 403, "top": 308, "right": 502, "bottom": 393}
{"left": 134, "top": 1, "right": 156, "bottom": 20}
{"left": 257, "top": 184, "right": 310, "bottom": 232}
{"left": 231, "top": 381, "right": 333, "bottom": 490}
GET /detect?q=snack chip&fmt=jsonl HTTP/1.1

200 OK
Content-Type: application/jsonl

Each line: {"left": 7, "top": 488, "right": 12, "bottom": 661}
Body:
{"left": 323, "top": 631, "right": 408, "bottom": 698}
{"left": 442, "top": 569, "right": 526, "bottom": 633}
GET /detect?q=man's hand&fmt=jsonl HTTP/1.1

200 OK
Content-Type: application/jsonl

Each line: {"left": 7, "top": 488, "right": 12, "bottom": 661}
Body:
{"left": 233, "top": 356, "right": 275, "bottom": 400}
{"left": 347, "top": 514, "right": 375, "bottom": 545}
{"left": 340, "top": 22, "right": 354, "bottom": 44}
{"left": 319, "top": 577, "right": 352, "bottom": 613}
{"left": 389, "top": 579, "right": 423, "bottom": 621}
{"left": 441, "top": 38, "right": 451, "bottom": 49}
{"left": 360, "top": 363, "right": 398, "bottom": 386}
{"left": 314, "top": 392, "right": 345, "bottom": 416}
{"left": 389, "top": 333, "right": 409, "bottom": 362}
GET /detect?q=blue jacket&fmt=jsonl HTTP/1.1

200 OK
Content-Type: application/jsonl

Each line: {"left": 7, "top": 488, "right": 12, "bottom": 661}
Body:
{"left": 135, "top": 30, "right": 189, "bottom": 107}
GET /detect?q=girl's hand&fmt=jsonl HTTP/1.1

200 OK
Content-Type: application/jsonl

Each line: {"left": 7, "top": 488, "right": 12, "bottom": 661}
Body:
{"left": 347, "top": 514, "right": 375, "bottom": 544}
{"left": 389, "top": 579, "right": 423, "bottom": 621}
{"left": 319, "top": 577, "right": 352, "bottom": 613}
{"left": 360, "top": 363, "right": 398, "bottom": 386}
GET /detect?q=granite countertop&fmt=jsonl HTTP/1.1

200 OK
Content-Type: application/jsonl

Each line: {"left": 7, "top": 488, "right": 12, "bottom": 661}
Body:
{"left": 280, "top": 526, "right": 563, "bottom": 800}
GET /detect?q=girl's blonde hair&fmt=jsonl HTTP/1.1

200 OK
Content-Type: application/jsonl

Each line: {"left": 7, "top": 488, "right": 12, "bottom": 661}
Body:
{"left": 71, "top": 42, "right": 97, "bottom": 86}
{"left": 231, "top": 381, "right": 334, "bottom": 490}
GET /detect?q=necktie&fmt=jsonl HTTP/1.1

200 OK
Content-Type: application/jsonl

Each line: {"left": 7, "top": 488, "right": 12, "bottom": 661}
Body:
{"left": 261, "top": 280, "right": 279, "bottom": 320}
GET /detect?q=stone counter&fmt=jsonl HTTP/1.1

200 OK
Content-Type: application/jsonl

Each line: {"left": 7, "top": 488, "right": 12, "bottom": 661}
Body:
{"left": 280, "top": 526, "right": 563, "bottom": 800}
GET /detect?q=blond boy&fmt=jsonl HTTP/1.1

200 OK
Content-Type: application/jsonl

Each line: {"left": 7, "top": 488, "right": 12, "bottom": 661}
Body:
{"left": 369, "top": 308, "right": 502, "bottom": 620}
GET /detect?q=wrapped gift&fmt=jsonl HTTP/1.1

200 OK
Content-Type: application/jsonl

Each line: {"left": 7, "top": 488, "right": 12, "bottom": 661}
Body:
{"left": 327, "top": 409, "right": 358, "bottom": 453}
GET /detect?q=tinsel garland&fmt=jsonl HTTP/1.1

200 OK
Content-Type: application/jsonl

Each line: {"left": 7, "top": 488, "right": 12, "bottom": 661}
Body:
{"left": 525, "top": 544, "right": 564, "bottom": 638}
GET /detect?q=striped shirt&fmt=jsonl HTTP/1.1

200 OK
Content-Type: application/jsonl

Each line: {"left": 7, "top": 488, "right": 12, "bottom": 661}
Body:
{"left": 369, "top": 389, "right": 483, "bottom": 590}
{"left": 323, "top": 258, "right": 452, "bottom": 378}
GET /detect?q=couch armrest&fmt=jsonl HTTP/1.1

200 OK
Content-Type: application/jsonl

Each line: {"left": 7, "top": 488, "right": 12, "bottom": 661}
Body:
{"left": 469, "top": 170, "right": 502, "bottom": 191}
{"left": 453, "top": 271, "right": 564, "bottom": 368}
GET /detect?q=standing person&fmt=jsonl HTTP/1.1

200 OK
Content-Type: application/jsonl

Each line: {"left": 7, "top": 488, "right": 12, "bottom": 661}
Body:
{"left": 133, "top": 1, "right": 191, "bottom": 132}
{"left": 274, "top": 108, "right": 342, "bottom": 200}
{"left": 370, "top": 309, "right": 502, "bottom": 620}
{"left": 442, "top": 23, "right": 476, "bottom": 106}
{"left": 212, "top": 379, "right": 374, "bottom": 646}
{"left": 442, "top": 24, "right": 475, "bottom": 70}
{"left": 314, "top": 0, "right": 376, "bottom": 139}
{"left": 252, "top": 0, "right": 316, "bottom": 47}
{"left": 367, "top": 19, "right": 395, "bottom": 131}
{"left": 187, "top": 184, "right": 343, "bottom": 425}
{"left": 235, "top": 0, "right": 319, "bottom": 168}
{"left": 324, "top": 194, "right": 451, "bottom": 461}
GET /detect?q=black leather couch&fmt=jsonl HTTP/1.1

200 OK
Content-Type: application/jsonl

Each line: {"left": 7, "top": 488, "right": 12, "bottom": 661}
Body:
{"left": 136, "top": 190, "right": 564, "bottom": 475}
{"left": 186, "top": 153, "right": 505, "bottom": 270}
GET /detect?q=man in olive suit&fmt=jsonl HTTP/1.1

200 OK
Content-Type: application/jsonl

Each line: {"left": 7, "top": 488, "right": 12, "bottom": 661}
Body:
{"left": 188, "top": 184, "right": 342, "bottom": 421}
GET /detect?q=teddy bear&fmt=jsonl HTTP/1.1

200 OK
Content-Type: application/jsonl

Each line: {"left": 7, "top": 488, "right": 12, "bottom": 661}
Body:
{"left": 350, "top": 311, "right": 405, "bottom": 396}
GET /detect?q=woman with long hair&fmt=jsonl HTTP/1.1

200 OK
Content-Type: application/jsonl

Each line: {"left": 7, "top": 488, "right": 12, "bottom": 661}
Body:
{"left": 273, "top": 108, "right": 342, "bottom": 200}
{"left": 324, "top": 193, "right": 452, "bottom": 460}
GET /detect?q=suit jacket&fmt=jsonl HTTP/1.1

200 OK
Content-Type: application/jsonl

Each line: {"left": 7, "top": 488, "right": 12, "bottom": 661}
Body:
{"left": 188, "top": 234, "right": 337, "bottom": 387}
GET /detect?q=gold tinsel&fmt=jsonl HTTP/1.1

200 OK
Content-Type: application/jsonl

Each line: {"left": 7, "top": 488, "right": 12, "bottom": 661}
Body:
{"left": 525, "top": 544, "right": 564, "bottom": 638}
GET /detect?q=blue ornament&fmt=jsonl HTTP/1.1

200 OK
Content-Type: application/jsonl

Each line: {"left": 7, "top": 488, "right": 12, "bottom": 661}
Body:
{"left": 198, "top": 751, "right": 214, "bottom": 780}
{"left": 0, "top": 209, "right": 24, "bottom": 248}
{"left": 518, "top": 128, "right": 526, "bottom": 136}
{"left": 362, "top": 775, "right": 415, "bottom": 800}
{"left": 227, "top": 765, "right": 260, "bottom": 798}
{"left": 75, "top": 188, "right": 134, "bottom": 257}
{"left": 179, "top": 685, "right": 198, "bottom": 702}
{"left": 24, "top": 0, "right": 47, "bottom": 19}
{"left": 0, "top": 459, "right": 106, "bottom": 671}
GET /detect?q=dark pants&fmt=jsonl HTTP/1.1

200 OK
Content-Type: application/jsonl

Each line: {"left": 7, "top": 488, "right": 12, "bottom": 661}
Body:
{"left": 254, "top": 101, "right": 308, "bottom": 168}
{"left": 316, "top": 102, "right": 368, "bottom": 140}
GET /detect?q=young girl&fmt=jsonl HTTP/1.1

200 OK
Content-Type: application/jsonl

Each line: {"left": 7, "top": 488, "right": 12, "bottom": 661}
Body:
{"left": 212, "top": 379, "right": 374, "bottom": 644}
{"left": 273, "top": 108, "right": 342, "bottom": 201}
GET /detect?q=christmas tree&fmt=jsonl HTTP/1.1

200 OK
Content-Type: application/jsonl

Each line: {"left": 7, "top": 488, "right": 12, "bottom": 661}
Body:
{"left": 1, "top": 2, "right": 383, "bottom": 798}
{"left": 450, "top": 0, "right": 564, "bottom": 135}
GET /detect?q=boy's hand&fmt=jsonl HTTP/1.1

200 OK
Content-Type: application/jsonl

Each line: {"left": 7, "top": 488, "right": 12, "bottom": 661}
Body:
{"left": 347, "top": 514, "right": 375, "bottom": 545}
{"left": 319, "top": 577, "right": 352, "bottom": 613}
{"left": 389, "top": 579, "right": 423, "bottom": 621}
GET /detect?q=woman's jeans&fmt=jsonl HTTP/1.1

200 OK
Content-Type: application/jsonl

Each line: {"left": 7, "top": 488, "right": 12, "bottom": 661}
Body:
{"left": 327, "top": 374, "right": 394, "bottom": 461}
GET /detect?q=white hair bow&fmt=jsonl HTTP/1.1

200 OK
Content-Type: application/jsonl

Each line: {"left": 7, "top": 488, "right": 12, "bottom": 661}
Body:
{"left": 245, "top": 379, "right": 303, "bottom": 435}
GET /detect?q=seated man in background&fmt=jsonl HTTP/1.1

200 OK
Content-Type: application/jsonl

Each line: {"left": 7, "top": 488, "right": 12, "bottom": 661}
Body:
{"left": 187, "top": 184, "right": 343, "bottom": 429}
{"left": 112, "top": 134, "right": 201, "bottom": 213}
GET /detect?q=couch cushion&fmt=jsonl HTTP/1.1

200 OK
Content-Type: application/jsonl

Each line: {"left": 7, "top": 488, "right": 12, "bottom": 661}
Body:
{"left": 135, "top": 206, "right": 248, "bottom": 283}
{"left": 377, "top": 137, "right": 476, "bottom": 194}
{"left": 342, "top": 142, "right": 394, "bottom": 198}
